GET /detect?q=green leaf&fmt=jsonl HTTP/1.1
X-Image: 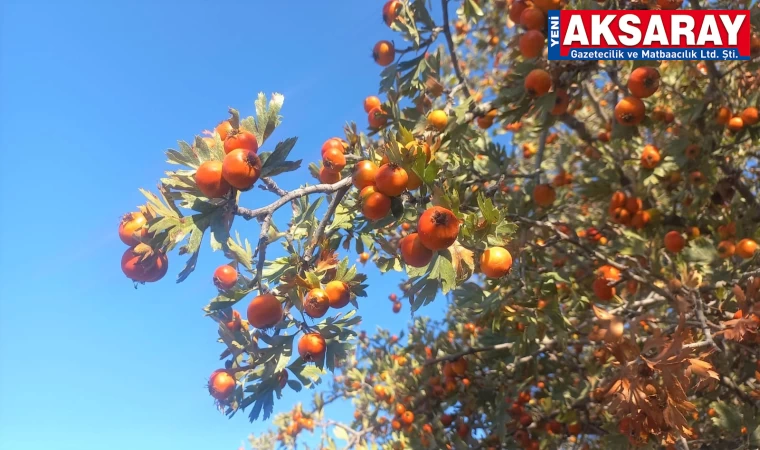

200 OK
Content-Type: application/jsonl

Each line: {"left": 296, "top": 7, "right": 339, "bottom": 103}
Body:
{"left": 463, "top": 0, "right": 484, "bottom": 17}
{"left": 261, "top": 160, "right": 302, "bottom": 178}
{"left": 261, "top": 137, "right": 297, "bottom": 170}
{"left": 286, "top": 379, "right": 302, "bottom": 392}
{"left": 437, "top": 252, "right": 457, "bottom": 293}
{"left": 712, "top": 401, "right": 743, "bottom": 432}
{"left": 398, "top": 126, "right": 415, "bottom": 145}
{"left": 253, "top": 92, "right": 284, "bottom": 145}
{"left": 208, "top": 210, "right": 229, "bottom": 251}
{"left": 333, "top": 426, "right": 349, "bottom": 442}
{"left": 379, "top": 64, "right": 398, "bottom": 94}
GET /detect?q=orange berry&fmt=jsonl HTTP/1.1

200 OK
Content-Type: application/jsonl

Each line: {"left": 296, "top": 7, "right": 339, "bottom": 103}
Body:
{"left": 664, "top": 231, "right": 686, "bottom": 253}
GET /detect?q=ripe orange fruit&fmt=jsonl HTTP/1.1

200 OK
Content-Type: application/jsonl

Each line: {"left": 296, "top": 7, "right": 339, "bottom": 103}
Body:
{"left": 298, "top": 332, "right": 327, "bottom": 362}
{"left": 640, "top": 145, "right": 661, "bottom": 169}
{"left": 382, "top": 0, "right": 401, "bottom": 26}
{"left": 546, "top": 420, "right": 562, "bottom": 434}
{"left": 552, "top": 169, "right": 572, "bottom": 187}
{"left": 597, "top": 265, "right": 621, "bottom": 282}
{"left": 718, "top": 222, "right": 736, "bottom": 239}
{"left": 567, "top": 422, "right": 582, "bottom": 435}
{"left": 353, "top": 160, "right": 379, "bottom": 190}
{"left": 685, "top": 144, "right": 700, "bottom": 160}
{"left": 401, "top": 410, "right": 415, "bottom": 425}
{"left": 368, "top": 106, "right": 387, "bottom": 129}
{"left": 196, "top": 160, "right": 232, "bottom": 198}
{"left": 509, "top": 0, "right": 528, "bottom": 23}
{"left": 480, "top": 247, "right": 513, "bottom": 278}
{"left": 319, "top": 166, "right": 341, "bottom": 184}
{"left": 119, "top": 212, "right": 148, "bottom": 246}
{"left": 222, "top": 148, "right": 262, "bottom": 190}
{"left": 304, "top": 288, "right": 330, "bottom": 318}
{"left": 728, "top": 116, "right": 744, "bottom": 132}
{"left": 321, "top": 138, "right": 344, "bottom": 157}
{"left": 717, "top": 240, "right": 735, "bottom": 258}
{"left": 406, "top": 168, "right": 423, "bottom": 190}
{"left": 741, "top": 107, "right": 759, "bottom": 126}
{"left": 427, "top": 109, "right": 448, "bottom": 131}
{"left": 519, "top": 30, "right": 545, "bottom": 58}
{"left": 524, "top": 69, "right": 552, "bottom": 97}
{"left": 520, "top": 7, "right": 545, "bottom": 30}
{"left": 323, "top": 147, "right": 346, "bottom": 173}
{"left": 664, "top": 231, "right": 686, "bottom": 253}
{"left": 657, "top": 0, "right": 681, "bottom": 9}
{"left": 364, "top": 95, "right": 382, "bottom": 113}
{"left": 533, "top": 183, "right": 556, "bottom": 207}
{"left": 631, "top": 210, "right": 651, "bottom": 229}
{"left": 224, "top": 310, "right": 242, "bottom": 331}
{"left": 325, "top": 280, "right": 351, "bottom": 309}
{"left": 418, "top": 206, "right": 460, "bottom": 250}
{"left": 736, "top": 238, "right": 758, "bottom": 259}
{"left": 391, "top": 419, "right": 402, "bottom": 431}
{"left": 405, "top": 140, "right": 433, "bottom": 162}
{"left": 689, "top": 170, "right": 705, "bottom": 185}
{"left": 208, "top": 370, "right": 236, "bottom": 400}
{"left": 392, "top": 301, "right": 402, "bottom": 313}
{"left": 451, "top": 357, "right": 468, "bottom": 376}
{"left": 625, "top": 197, "right": 642, "bottom": 215}
{"left": 615, "top": 96, "right": 645, "bottom": 126}
{"left": 246, "top": 294, "right": 283, "bottom": 329}
{"left": 627, "top": 67, "right": 660, "bottom": 98}
{"left": 716, "top": 106, "right": 732, "bottom": 125}
{"left": 213, "top": 265, "right": 238, "bottom": 290}
{"left": 215, "top": 121, "right": 233, "bottom": 141}
{"left": 592, "top": 277, "right": 615, "bottom": 301}
{"left": 551, "top": 89, "right": 570, "bottom": 116}
{"left": 373, "top": 40, "right": 395, "bottom": 66}
{"left": 223, "top": 130, "right": 258, "bottom": 154}
{"left": 477, "top": 109, "right": 498, "bottom": 129}
{"left": 375, "top": 163, "right": 409, "bottom": 197}
{"left": 532, "top": 0, "right": 561, "bottom": 13}
{"left": 360, "top": 186, "right": 391, "bottom": 221}
{"left": 610, "top": 191, "right": 627, "bottom": 209}
{"left": 400, "top": 233, "right": 434, "bottom": 267}
{"left": 121, "top": 246, "right": 168, "bottom": 283}
{"left": 610, "top": 207, "right": 631, "bottom": 225}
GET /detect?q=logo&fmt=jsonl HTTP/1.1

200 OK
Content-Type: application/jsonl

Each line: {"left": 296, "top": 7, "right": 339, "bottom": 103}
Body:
{"left": 547, "top": 10, "right": 750, "bottom": 60}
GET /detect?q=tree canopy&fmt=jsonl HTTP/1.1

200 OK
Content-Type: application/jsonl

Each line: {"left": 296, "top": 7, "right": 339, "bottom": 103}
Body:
{"left": 119, "top": 0, "right": 760, "bottom": 449}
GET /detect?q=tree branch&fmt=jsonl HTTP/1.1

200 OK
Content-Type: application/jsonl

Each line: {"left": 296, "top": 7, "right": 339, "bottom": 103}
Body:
{"left": 259, "top": 177, "right": 288, "bottom": 197}
{"left": 236, "top": 177, "right": 353, "bottom": 220}
{"left": 533, "top": 126, "right": 550, "bottom": 184}
{"left": 424, "top": 341, "right": 514, "bottom": 365}
{"left": 303, "top": 183, "right": 351, "bottom": 265}
{"left": 440, "top": 0, "right": 471, "bottom": 99}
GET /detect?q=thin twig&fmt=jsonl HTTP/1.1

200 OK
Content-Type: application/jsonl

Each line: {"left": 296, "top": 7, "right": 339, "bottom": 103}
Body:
{"left": 303, "top": 184, "right": 351, "bottom": 265}
{"left": 255, "top": 214, "right": 273, "bottom": 292}
{"left": 533, "top": 126, "right": 550, "bottom": 184}
{"left": 236, "top": 177, "right": 353, "bottom": 220}
{"left": 259, "top": 177, "right": 288, "bottom": 197}
{"left": 424, "top": 341, "right": 515, "bottom": 365}
{"left": 440, "top": 0, "right": 471, "bottom": 99}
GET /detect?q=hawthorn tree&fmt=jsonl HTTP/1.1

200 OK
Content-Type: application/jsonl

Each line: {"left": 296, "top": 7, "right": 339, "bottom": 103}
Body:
{"left": 119, "top": 0, "right": 760, "bottom": 449}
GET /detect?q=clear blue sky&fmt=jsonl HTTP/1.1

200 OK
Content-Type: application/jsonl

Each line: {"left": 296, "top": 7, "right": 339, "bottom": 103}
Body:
{"left": 0, "top": 1, "right": 447, "bottom": 449}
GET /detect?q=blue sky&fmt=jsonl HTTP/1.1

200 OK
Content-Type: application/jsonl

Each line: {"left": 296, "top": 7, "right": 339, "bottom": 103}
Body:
{"left": 0, "top": 1, "right": 448, "bottom": 449}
